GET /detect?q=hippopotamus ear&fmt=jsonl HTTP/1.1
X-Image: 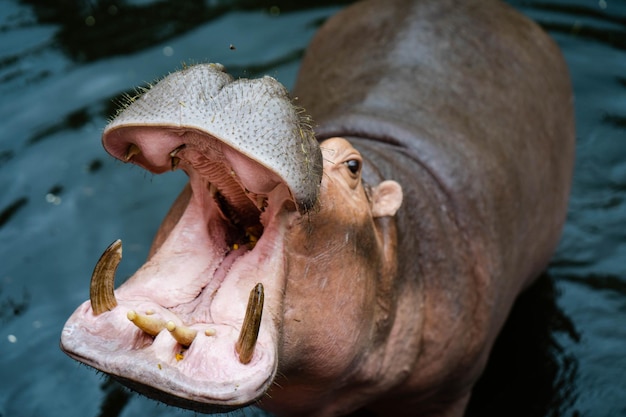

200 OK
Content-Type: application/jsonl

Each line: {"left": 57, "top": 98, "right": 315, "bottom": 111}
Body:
{"left": 370, "top": 180, "right": 403, "bottom": 218}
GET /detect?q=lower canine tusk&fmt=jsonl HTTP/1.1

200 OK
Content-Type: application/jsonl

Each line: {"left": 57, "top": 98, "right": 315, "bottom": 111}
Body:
{"left": 166, "top": 321, "right": 198, "bottom": 346}
{"left": 127, "top": 310, "right": 166, "bottom": 336}
{"left": 235, "top": 283, "right": 264, "bottom": 364}
{"left": 89, "top": 239, "right": 122, "bottom": 315}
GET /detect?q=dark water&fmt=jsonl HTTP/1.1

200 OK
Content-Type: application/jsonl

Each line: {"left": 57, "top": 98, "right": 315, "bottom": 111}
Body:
{"left": 0, "top": 1, "right": 624, "bottom": 416}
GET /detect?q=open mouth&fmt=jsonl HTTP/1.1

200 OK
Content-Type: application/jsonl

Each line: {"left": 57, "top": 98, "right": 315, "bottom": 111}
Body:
{"left": 60, "top": 63, "right": 322, "bottom": 412}
{"left": 62, "top": 130, "right": 298, "bottom": 411}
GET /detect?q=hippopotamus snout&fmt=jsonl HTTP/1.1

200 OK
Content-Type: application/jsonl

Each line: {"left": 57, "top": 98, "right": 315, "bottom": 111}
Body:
{"left": 103, "top": 63, "right": 322, "bottom": 213}
{"left": 61, "top": 63, "right": 325, "bottom": 411}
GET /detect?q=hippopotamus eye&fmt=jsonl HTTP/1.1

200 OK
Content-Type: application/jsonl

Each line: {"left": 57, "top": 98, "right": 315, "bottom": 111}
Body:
{"left": 345, "top": 159, "right": 361, "bottom": 175}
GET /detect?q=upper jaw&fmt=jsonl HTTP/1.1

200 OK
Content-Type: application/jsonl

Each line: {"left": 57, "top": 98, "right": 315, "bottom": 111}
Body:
{"left": 101, "top": 63, "right": 323, "bottom": 214}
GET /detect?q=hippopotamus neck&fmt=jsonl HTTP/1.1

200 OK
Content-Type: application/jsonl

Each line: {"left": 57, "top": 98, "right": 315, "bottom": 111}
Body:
{"left": 330, "top": 132, "right": 495, "bottom": 402}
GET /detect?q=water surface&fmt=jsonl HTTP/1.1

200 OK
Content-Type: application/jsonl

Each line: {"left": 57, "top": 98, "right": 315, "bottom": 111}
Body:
{"left": 0, "top": 1, "right": 625, "bottom": 416}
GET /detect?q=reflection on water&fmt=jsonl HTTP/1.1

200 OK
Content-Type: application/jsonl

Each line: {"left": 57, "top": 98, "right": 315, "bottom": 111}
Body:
{"left": 0, "top": 0, "right": 625, "bottom": 416}
{"left": 19, "top": 0, "right": 354, "bottom": 65}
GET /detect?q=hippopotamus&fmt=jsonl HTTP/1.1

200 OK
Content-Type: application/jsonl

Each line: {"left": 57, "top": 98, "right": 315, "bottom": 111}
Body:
{"left": 60, "top": 0, "right": 575, "bottom": 416}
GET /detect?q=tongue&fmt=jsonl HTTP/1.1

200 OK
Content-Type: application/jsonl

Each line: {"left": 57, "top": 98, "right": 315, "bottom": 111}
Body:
{"left": 117, "top": 175, "right": 218, "bottom": 309}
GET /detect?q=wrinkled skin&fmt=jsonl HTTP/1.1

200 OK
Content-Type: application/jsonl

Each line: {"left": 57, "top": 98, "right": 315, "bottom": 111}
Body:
{"left": 61, "top": 0, "right": 575, "bottom": 416}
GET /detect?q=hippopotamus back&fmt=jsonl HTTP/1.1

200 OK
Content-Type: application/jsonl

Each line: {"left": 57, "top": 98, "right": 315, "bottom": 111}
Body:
{"left": 293, "top": 0, "right": 574, "bottom": 413}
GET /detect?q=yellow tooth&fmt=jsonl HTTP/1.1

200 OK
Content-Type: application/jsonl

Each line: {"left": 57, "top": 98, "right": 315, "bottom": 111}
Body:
{"left": 208, "top": 183, "right": 218, "bottom": 197}
{"left": 123, "top": 143, "right": 141, "bottom": 162}
{"left": 169, "top": 144, "right": 185, "bottom": 170}
{"left": 169, "top": 144, "right": 185, "bottom": 157}
{"left": 205, "top": 328, "right": 216, "bottom": 337}
{"left": 235, "top": 283, "right": 264, "bottom": 364}
{"left": 89, "top": 239, "right": 122, "bottom": 315}
{"left": 245, "top": 226, "right": 261, "bottom": 249}
{"left": 171, "top": 156, "right": 180, "bottom": 170}
{"left": 166, "top": 321, "right": 198, "bottom": 347}
{"left": 127, "top": 310, "right": 166, "bottom": 336}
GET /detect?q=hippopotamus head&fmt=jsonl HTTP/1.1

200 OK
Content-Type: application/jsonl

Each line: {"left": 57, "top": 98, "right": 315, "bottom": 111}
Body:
{"left": 60, "top": 63, "right": 403, "bottom": 414}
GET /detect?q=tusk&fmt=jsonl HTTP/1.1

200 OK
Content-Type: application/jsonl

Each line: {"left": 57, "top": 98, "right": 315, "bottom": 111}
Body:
{"left": 123, "top": 143, "right": 141, "bottom": 162}
{"left": 169, "top": 144, "right": 185, "bottom": 171}
{"left": 169, "top": 144, "right": 185, "bottom": 157}
{"left": 89, "top": 239, "right": 122, "bottom": 315}
{"left": 255, "top": 196, "right": 267, "bottom": 211}
{"left": 166, "top": 321, "right": 198, "bottom": 346}
{"left": 127, "top": 310, "right": 166, "bottom": 336}
{"left": 208, "top": 183, "right": 218, "bottom": 197}
{"left": 235, "top": 283, "right": 264, "bottom": 364}
{"left": 171, "top": 156, "right": 180, "bottom": 170}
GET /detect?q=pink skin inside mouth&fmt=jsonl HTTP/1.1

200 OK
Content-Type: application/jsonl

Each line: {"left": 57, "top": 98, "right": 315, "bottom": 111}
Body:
{"left": 61, "top": 127, "right": 301, "bottom": 409}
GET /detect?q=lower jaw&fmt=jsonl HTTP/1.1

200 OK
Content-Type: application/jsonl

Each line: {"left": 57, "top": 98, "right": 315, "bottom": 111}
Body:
{"left": 61, "top": 218, "right": 289, "bottom": 409}
{"left": 61, "top": 173, "right": 297, "bottom": 410}
{"left": 61, "top": 309, "right": 279, "bottom": 408}
{"left": 112, "top": 375, "right": 245, "bottom": 413}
